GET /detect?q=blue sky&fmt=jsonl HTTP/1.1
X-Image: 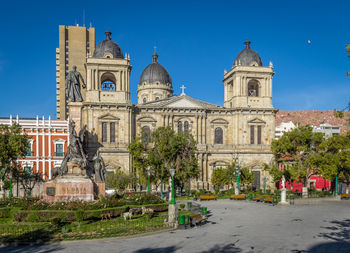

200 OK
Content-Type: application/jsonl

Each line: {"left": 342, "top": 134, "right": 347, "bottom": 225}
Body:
{"left": 0, "top": 0, "right": 349, "bottom": 118}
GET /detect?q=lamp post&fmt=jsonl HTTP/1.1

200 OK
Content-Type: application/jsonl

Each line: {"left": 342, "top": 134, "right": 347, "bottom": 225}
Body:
{"left": 263, "top": 177, "right": 267, "bottom": 193}
{"left": 147, "top": 168, "right": 151, "bottom": 193}
{"left": 235, "top": 165, "right": 241, "bottom": 195}
{"left": 335, "top": 174, "right": 338, "bottom": 196}
{"left": 170, "top": 169, "right": 176, "bottom": 204}
{"left": 9, "top": 172, "right": 13, "bottom": 198}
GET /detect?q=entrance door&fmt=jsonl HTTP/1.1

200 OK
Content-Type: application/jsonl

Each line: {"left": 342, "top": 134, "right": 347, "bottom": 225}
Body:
{"left": 252, "top": 171, "right": 261, "bottom": 190}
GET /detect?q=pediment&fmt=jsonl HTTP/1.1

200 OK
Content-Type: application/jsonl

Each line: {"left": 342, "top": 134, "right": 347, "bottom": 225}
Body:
{"left": 248, "top": 118, "right": 266, "bottom": 124}
{"left": 98, "top": 114, "right": 120, "bottom": 121}
{"left": 211, "top": 118, "right": 229, "bottom": 125}
{"left": 137, "top": 116, "right": 157, "bottom": 123}
{"left": 166, "top": 97, "right": 203, "bottom": 108}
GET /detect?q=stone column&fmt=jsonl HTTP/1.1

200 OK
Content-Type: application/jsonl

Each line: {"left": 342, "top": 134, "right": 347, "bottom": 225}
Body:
{"left": 68, "top": 102, "right": 83, "bottom": 133}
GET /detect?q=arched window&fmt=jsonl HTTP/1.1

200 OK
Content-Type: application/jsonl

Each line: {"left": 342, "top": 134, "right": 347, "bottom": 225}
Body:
{"left": 248, "top": 80, "right": 259, "bottom": 97}
{"left": 143, "top": 98, "right": 147, "bottom": 104}
{"left": 178, "top": 121, "right": 182, "bottom": 133}
{"left": 101, "top": 73, "right": 116, "bottom": 91}
{"left": 214, "top": 127, "right": 223, "bottom": 144}
{"left": 184, "top": 121, "right": 189, "bottom": 133}
{"left": 142, "top": 126, "right": 151, "bottom": 144}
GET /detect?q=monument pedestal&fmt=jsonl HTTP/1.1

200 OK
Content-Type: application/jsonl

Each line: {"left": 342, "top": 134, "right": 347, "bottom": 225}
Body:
{"left": 168, "top": 204, "right": 178, "bottom": 228}
{"left": 43, "top": 163, "right": 94, "bottom": 202}
{"left": 94, "top": 182, "right": 106, "bottom": 198}
{"left": 43, "top": 175, "right": 94, "bottom": 202}
{"left": 68, "top": 102, "right": 83, "bottom": 132}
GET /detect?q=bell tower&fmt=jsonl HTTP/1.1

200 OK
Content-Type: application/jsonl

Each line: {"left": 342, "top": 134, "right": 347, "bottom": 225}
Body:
{"left": 85, "top": 31, "right": 132, "bottom": 104}
{"left": 223, "top": 41, "right": 274, "bottom": 109}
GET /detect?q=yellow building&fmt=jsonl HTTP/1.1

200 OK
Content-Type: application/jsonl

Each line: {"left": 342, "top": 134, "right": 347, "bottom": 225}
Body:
{"left": 56, "top": 25, "right": 95, "bottom": 120}
{"left": 77, "top": 31, "right": 277, "bottom": 191}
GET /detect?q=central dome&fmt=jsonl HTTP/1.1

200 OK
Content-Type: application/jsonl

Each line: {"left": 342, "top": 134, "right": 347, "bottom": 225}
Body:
{"left": 234, "top": 40, "right": 262, "bottom": 67}
{"left": 139, "top": 52, "right": 172, "bottom": 85}
{"left": 93, "top": 31, "right": 123, "bottom": 59}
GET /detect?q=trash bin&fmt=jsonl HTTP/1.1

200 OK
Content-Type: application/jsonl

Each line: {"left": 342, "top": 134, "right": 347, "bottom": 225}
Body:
{"left": 184, "top": 215, "right": 190, "bottom": 225}
{"left": 178, "top": 215, "right": 185, "bottom": 225}
{"left": 202, "top": 207, "right": 207, "bottom": 215}
{"left": 187, "top": 202, "right": 192, "bottom": 209}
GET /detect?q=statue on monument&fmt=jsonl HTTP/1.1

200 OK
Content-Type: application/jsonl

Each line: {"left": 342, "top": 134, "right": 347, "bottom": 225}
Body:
{"left": 54, "top": 120, "right": 88, "bottom": 177}
{"left": 93, "top": 150, "right": 106, "bottom": 183}
{"left": 65, "top": 65, "right": 86, "bottom": 102}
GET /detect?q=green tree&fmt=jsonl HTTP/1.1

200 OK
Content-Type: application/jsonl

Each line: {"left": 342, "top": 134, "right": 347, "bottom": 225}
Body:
{"left": 224, "top": 162, "right": 237, "bottom": 187}
{"left": 15, "top": 169, "right": 42, "bottom": 197}
{"left": 211, "top": 167, "right": 227, "bottom": 190}
{"left": 240, "top": 167, "right": 254, "bottom": 189}
{"left": 129, "top": 126, "right": 199, "bottom": 193}
{"left": 152, "top": 127, "right": 198, "bottom": 192}
{"left": 271, "top": 125, "right": 324, "bottom": 196}
{"left": 106, "top": 170, "right": 133, "bottom": 194}
{"left": 0, "top": 123, "right": 30, "bottom": 196}
{"left": 319, "top": 134, "right": 350, "bottom": 191}
{"left": 128, "top": 136, "right": 149, "bottom": 185}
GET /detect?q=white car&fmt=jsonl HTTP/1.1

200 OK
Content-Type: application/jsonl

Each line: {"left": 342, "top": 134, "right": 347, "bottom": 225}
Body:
{"left": 105, "top": 189, "right": 116, "bottom": 196}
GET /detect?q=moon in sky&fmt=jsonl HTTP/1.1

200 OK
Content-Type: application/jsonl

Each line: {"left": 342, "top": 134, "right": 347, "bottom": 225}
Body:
{"left": 307, "top": 40, "right": 311, "bottom": 44}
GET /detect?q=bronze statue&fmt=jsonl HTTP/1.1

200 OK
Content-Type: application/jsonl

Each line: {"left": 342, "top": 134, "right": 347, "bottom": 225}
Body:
{"left": 65, "top": 65, "right": 86, "bottom": 102}
{"left": 53, "top": 121, "right": 88, "bottom": 177}
{"left": 93, "top": 150, "right": 106, "bottom": 182}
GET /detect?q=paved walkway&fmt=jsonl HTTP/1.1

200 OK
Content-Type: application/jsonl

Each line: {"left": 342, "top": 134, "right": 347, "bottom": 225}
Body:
{"left": 1, "top": 200, "right": 350, "bottom": 253}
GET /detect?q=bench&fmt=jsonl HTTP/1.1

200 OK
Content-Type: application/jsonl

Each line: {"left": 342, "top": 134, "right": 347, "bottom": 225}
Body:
{"left": 253, "top": 196, "right": 264, "bottom": 202}
{"left": 340, "top": 193, "right": 350, "bottom": 199}
{"left": 264, "top": 197, "right": 275, "bottom": 204}
{"left": 230, "top": 194, "right": 246, "bottom": 200}
{"left": 199, "top": 195, "right": 216, "bottom": 201}
{"left": 190, "top": 213, "right": 208, "bottom": 226}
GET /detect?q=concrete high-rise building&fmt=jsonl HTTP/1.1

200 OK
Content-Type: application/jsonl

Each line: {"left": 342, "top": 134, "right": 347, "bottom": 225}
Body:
{"left": 56, "top": 25, "right": 95, "bottom": 120}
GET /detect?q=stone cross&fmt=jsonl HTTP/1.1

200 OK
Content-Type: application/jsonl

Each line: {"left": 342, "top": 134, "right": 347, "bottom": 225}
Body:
{"left": 180, "top": 85, "right": 186, "bottom": 96}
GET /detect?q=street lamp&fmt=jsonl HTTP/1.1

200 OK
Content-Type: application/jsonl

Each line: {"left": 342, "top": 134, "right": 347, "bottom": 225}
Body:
{"left": 170, "top": 169, "right": 176, "bottom": 204}
{"left": 8, "top": 172, "right": 13, "bottom": 198}
{"left": 263, "top": 177, "right": 268, "bottom": 193}
{"left": 236, "top": 165, "right": 241, "bottom": 195}
{"left": 147, "top": 168, "right": 151, "bottom": 193}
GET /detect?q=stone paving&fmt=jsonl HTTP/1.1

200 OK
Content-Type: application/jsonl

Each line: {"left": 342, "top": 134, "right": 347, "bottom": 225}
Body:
{"left": 1, "top": 199, "right": 350, "bottom": 253}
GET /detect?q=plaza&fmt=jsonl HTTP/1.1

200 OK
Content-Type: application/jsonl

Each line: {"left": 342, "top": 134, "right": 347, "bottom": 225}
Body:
{"left": 2, "top": 199, "right": 350, "bottom": 253}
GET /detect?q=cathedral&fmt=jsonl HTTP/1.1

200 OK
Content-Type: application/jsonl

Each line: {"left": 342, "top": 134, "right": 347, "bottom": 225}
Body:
{"left": 78, "top": 30, "right": 277, "bottom": 190}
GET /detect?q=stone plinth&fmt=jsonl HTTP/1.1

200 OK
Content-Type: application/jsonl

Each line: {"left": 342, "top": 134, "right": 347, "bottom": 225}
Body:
{"left": 43, "top": 176, "right": 94, "bottom": 202}
{"left": 94, "top": 182, "right": 106, "bottom": 198}
{"left": 68, "top": 102, "right": 83, "bottom": 132}
{"left": 278, "top": 188, "right": 290, "bottom": 206}
{"left": 168, "top": 204, "right": 178, "bottom": 228}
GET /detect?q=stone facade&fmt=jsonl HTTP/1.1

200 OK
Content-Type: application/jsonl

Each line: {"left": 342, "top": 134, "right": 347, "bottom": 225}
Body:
{"left": 78, "top": 34, "right": 277, "bottom": 190}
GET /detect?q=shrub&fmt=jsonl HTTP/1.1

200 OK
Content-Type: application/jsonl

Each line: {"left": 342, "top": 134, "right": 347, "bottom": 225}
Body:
{"left": 0, "top": 208, "right": 11, "bottom": 218}
{"left": 123, "top": 193, "right": 165, "bottom": 205}
{"left": 74, "top": 210, "right": 84, "bottom": 222}
{"left": 180, "top": 204, "right": 185, "bottom": 209}
{"left": 144, "top": 211, "right": 154, "bottom": 219}
{"left": 26, "top": 213, "right": 39, "bottom": 222}
{"left": 61, "top": 225, "right": 72, "bottom": 233}
{"left": 50, "top": 217, "right": 62, "bottom": 226}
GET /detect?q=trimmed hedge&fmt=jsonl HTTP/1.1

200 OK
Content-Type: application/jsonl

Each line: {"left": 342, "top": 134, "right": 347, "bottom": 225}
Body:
{"left": 14, "top": 206, "right": 128, "bottom": 222}
{"left": 12, "top": 204, "right": 168, "bottom": 223}
{"left": 0, "top": 208, "right": 11, "bottom": 218}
